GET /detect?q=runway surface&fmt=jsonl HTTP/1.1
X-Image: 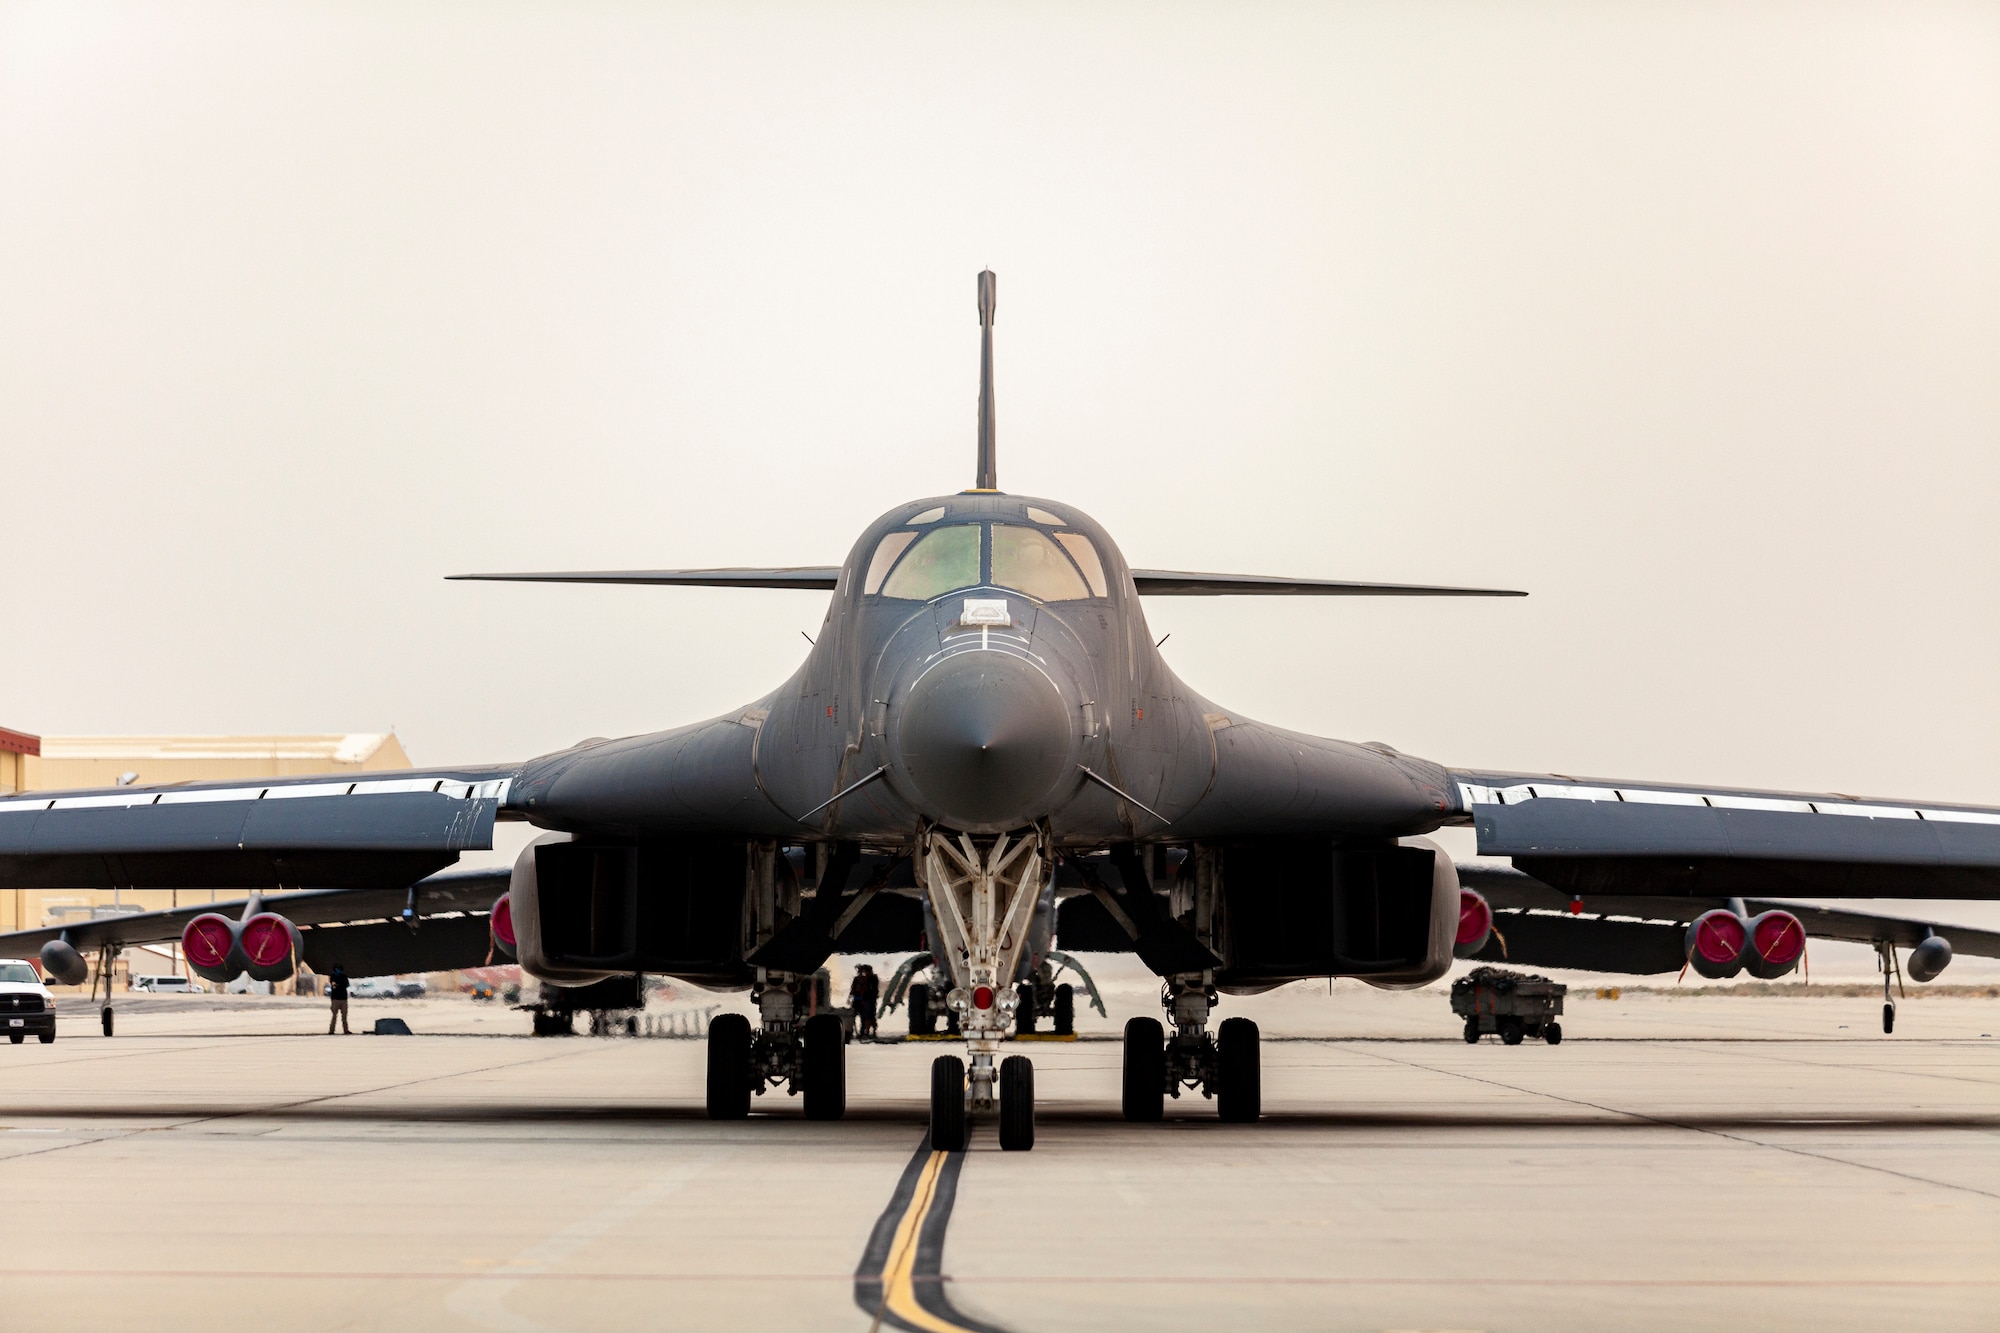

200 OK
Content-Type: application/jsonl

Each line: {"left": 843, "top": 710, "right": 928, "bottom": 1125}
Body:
{"left": 2, "top": 989, "right": 1996, "bottom": 1332}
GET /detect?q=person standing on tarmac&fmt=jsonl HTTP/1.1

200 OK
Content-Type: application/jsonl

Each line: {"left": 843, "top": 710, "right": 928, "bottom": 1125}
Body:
{"left": 327, "top": 964, "right": 351, "bottom": 1035}
{"left": 849, "top": 964, "right": 879, "bottom": 1040}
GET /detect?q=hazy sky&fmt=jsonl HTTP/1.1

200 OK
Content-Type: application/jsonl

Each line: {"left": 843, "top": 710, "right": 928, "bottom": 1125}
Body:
{"left": 5, "top": 1, "right": 1997, "bottom": 821}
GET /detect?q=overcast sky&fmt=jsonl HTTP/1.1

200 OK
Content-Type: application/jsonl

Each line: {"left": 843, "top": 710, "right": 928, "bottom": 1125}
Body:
{"left": 5, "top": 2, "right": 1996, "bottom": 823}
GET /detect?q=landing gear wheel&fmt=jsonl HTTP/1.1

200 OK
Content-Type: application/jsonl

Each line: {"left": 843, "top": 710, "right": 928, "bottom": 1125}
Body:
{"left": 930, "top": 1054, "right": 967, "bottom": 1151}
{"left": 1014, "top": 983, "right": 1038, "bottom": 1036}
{"left": 101, "top": 1006, "right": 114, "bottom": 1037}
{"left": 1463, "top": 1017, "right": 1481, "bottom": 1044}
{"left": 1883, "top": 1003, "right": 1895, "bottom": 1034}
{"left": 1216, "top": 1017, "right": 1261, "bottom": 1123}
{"left": 1052, "top": 983, "right": 1075, "bottom": 1036}
{"left": 801, "top": 1013, "right": 847, "bottom": 1121}
{"left": 999, "top": 1055, "right": 1035, "bottom": 1151}
{"left": 1499, "top": 1017, "right": 1524, "bottom": 1046}
{"left": 705, "top": 1013, "right": 753, "bottom": 1120}
{"left": 1122, "top": 1017, "right": 1165, "bottom": 1122}
{"left": 37, "top": 1032, "right": 54, "bottom": 1044}
{"left": 1544, "top": 1022, "right": 1562, "bottom": 1046}
{"left": 907, "top": 983, "right": 934, "bottom": 1036}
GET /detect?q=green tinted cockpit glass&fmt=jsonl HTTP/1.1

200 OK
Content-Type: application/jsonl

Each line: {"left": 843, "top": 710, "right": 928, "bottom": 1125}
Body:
{"left": 879, "top": 524, "right": 982, "bottom": 600}
{"left": 992, "top": 524, "right": 1091, "bottom": 601}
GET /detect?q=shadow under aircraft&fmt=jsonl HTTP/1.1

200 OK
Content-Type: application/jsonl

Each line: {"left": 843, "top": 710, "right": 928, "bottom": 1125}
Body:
{"left": 7, "top": 272, "right": 2000, "bottom": 1151}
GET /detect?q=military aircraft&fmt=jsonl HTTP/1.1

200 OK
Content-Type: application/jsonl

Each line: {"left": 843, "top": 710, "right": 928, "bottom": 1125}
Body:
{"left": 5, "top": 271, "right": 2000, "bottom": 1152}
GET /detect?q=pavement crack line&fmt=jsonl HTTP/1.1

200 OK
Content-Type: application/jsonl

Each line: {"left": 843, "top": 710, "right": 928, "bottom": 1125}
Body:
{"left": 856, "top": 1131, "right": 1013, "bottom": 1333}
{"left": 1338, "top": 1042, "right": 2000, "bottom": 1201}
{"left": 0, "top": 1042, "right": 601, "bottom": 1168}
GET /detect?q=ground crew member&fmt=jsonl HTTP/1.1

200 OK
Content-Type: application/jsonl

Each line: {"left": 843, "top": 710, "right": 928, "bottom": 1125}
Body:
{"left": 327, "top": 963, "right": 350, "bottom": 1034}
{"left": 849, "top": 963, "right": 879, "bottom": 1040}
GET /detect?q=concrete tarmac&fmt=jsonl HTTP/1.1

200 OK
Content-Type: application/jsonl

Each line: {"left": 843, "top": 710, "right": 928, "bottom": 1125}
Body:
{"left": 2, "top": 989, "right": 1996, "bottom": 1332}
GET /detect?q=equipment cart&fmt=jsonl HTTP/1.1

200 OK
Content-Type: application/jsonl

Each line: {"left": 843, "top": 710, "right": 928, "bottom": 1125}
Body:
{"left": 1451, "top": 966, "right": 1565, "bottom": 1045}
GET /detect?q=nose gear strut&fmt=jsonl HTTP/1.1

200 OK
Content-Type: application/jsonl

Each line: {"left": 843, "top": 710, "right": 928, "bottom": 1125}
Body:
{"left": 916, "top": 824, "right": 1051, "bottom": 1150}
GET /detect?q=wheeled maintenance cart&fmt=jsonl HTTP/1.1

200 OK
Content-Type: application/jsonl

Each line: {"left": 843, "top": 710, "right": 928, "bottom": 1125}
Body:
{"left": 1451, "top": 967, "right": 1566, "bottom": 1045}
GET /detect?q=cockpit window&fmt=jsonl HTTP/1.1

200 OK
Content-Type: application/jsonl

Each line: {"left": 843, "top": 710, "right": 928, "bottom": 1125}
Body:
{"left": 879, "top": 524, "right": 981, "bottom": 600}
{"left": 1052, "top": 532, "right": 1109, "bottom": 597}
{"left": 992, "top": 524, "right": 1090, "bottom": 601}
{"left": 863, "top": 531, "right": 918, "bottom": 594}
{"left": 1025, "top": 506, "right": 1065, "bottom": 525}
{"left": 909, "top": 506, "right": 946, "bottom": 524}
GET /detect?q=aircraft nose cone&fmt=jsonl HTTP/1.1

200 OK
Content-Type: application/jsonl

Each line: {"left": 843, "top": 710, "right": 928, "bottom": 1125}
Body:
{"left": 895, "top": 651, "right": 1075, "bottom": 832}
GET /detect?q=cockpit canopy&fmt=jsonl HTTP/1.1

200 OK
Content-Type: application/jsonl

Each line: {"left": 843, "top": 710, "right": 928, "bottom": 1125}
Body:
{"left": 862, "top": 509, "right": 1110, "bottom": 603}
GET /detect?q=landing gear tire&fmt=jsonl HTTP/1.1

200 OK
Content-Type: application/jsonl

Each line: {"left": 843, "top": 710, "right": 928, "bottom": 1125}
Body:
{"left": 802, "top": 1012, "right": 847, "bottom": 1121}
{"left": 1015, "top": 983, "right": 1038, "bottom": 1036}
{"left": 1216, "top": 1016, "right": 1261, "bottom": 1123}
{"left": 1499, "top": 1017, "right": 1525, "bottom": 1046}
{"left": 1543, "top": 1022, "right": 1562, "bottom": 1046}
{"left": 908, "top": 983, "right": 934, "bottom": 1036}
{"left": 101, "top": 1006, "right": 114, "bottom": 1037}
{"left": 1883, "top": 1003, "right": 1895, "bottom": 1035}
{"left": 930, "top": 1054, "right": 967, "bottom": 1151}
{"left": 705, "top": 1013, "right": 753, "bottom": 1120}
{"left": 1052, "top": 983, "right": 1075, "bottom": 1036}
{"left": 1122, "top": 1016, "right": 1165, "bottom": 1123}
{"left": 999, "top": 1054, "right": 1035, "bottom": 1151}
{"left": 1463, "top": 1017, "right": 1481, "bottom": 1044}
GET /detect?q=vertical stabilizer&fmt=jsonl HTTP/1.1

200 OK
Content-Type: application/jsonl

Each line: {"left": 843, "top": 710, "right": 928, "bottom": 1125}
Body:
{"left": 975, "top": 270, "right": 998, "bottom": 491}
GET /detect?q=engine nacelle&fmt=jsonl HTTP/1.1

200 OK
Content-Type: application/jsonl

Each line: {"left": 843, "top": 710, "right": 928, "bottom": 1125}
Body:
{"left": 1685, "top": 909, "right": 1749, "bottom": 980}
{"left": 1454, "top": 887, "right": 1493, "bottom": 958}
{"left": 179, "top": 911, "right": 300, "bottom": 983}
{"left": 489, "top": 892, "right": 517, "bottom": 960}
{"left": 182, "top": 912, "right": 243, "bottom": 983}
{"left": 39, "top": 939, "right": 87, "bottom": 986}
{"left": 1908, "top": 933, "right": 1953, "bottom": 983}
{"left": 1744, "top": 909, "right": 1805, "bottom": 980}
{"left": 239, "top": 912, "right": 303, "bottom": 982}
{"left": 1362, "top": 838, "right": 1460, "bottom": 991}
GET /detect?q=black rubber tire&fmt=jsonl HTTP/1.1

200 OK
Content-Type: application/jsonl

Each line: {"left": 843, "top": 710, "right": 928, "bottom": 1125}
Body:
{"left": 101, "top": 1007, "right": 114, "bottom": 1037}
{"left": 930, "top": 1054, "right": 967, "bottom": 1151}
{"left": 802, "top": 1013, "right": 846, "bottom": 1121}
{"left": 999, "top": 1054, "right": 1035, "bottom": 1151}
{"left": 1216, "top": 1016, "right": 1261, "bottom": 1123}
{"left": 1052, "top": 984, "right": 1075, "bottom": 1036}
{"left": 705, "top": 1013, "right": 754, "bottom": 1120}
{"left": 1544, "top": 1022, "right": 1562, "bottom": 1046}
{"left": 1883, "top": 1003, "right": 1895, "bottom": 1034}
{"left": 37, "top": 1033, "right": 54, "bottom": 1044}
{"left": 7, "top": 1034, "right": 20, "bottom": 1044}
{"left": 908, "top": 983, "right": 933, "bottom": 1036}
{"left": 626, "top": 1016, "right": 638, "bottom": 1037}
{"left": 1500, "top": 1018, "right": 1525, "bottom": 1046}
{"left": 1122, "top": 1017, "right": 1165, "bottom": 1122}
{"left": 1014, "top": 983, "right": 1038, "bottom": 1035}
{"left": 1463, "top": 1017, "right": 1481, "bottom": 1044}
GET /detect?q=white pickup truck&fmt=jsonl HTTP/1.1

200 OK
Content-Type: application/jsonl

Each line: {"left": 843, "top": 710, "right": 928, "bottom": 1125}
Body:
{"left": 0, "top": 959, "right": 56, "bottom": 1044}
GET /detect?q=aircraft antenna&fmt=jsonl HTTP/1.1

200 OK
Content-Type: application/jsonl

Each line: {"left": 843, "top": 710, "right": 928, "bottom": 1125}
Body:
{"left": 975, "top": 269, "right": 998, "bottom": 491}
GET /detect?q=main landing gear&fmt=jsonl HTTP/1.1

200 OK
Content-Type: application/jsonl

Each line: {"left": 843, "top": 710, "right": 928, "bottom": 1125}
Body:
{"left": 1121, "top": 975, "right": 1260, "bottom": 1124}
{"left": 704, "top": 970, "right": 847, "bottom": 1121}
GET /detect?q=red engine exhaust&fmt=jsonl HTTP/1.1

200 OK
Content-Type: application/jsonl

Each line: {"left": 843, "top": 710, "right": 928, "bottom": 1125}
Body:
{"left": 1454, "top": 888, "right": 1493, "bottom": 958}
{"left": 1744, "top": 910, "right": 1805, "bottom": 980}
{"left": 1685, "top": 909, "right": 1749, "bottom": 980}
{"left": 239, "top": 913, "right": 302, "bottom": 982}
{"left": 489, "top": 892, "right": 516, "bottom": 959}
{"left": 182, "top": 913, "right": 241, "bottom": 983}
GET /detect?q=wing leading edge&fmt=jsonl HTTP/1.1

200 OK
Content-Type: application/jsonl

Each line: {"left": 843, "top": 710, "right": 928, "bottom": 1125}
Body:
{"left": 449, "top": 567, "right": 1524, "bottom": 597}
{"left": 1452, "top": 770, "right": 2000, "bottom": 899}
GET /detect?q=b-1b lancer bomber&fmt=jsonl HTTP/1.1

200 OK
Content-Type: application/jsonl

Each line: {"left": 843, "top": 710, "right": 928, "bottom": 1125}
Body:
{"left": 6, "top": 272, "right": 2000, "bottom": 1150}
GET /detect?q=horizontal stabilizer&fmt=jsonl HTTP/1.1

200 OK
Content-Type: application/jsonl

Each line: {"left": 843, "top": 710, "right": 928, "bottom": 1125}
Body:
{"left": 449, "top": 568, "right": 840, "bottom": 589}
{"left": 1128, "top": 571, "right": 1524, "bottom": 597}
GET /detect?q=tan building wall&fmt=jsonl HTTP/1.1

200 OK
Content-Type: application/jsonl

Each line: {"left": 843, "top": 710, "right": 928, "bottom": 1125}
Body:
{"left": 0, "top": 728, "right": 413, "bottom": 943}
